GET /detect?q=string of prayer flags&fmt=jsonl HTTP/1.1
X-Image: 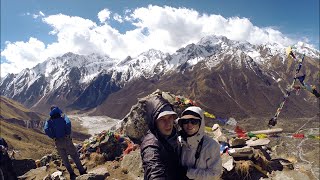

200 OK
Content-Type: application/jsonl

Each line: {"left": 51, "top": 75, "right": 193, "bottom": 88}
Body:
{"left": 174, "top": 95, "right": 241, "bottom": 127}
{"left": 268, "top": 50, "right": 305, "bottom": 127}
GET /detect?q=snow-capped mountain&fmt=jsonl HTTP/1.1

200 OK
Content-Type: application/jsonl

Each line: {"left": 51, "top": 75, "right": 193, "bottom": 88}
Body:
{"left": 1, "top": 35, "right": 319, "bottom": 118}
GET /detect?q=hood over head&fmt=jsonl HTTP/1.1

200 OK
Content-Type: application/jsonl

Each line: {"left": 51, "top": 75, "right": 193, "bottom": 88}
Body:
{"left": 50, "top": 107, "right": 63, "bottom": 118}
{"left": 144, "top": 95, "right": 176, "bottom": 136}
{"left": 178, "top": 106, "right": 205, "bottom": 146}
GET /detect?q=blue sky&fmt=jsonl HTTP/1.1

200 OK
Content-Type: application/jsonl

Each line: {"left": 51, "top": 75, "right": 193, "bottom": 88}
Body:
{"left": 1, "top": 0, "right": 319, "bottom": 76}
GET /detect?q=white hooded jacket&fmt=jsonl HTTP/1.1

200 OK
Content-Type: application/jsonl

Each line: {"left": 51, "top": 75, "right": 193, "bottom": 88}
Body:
{"left": 178, "top": 106, "right": 222, "bottom": 180}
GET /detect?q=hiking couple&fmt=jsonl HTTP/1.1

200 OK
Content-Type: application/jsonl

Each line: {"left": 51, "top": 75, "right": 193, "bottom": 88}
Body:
{"left": 141, "top": 95, "right": 222, "bottom": 180}
{"left": 44, "top": 106, "right": 86, "bottom": 179}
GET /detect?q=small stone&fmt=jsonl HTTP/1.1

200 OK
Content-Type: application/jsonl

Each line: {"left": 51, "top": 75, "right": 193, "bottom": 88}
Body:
{"left": 246, "top": 138, "right": 270, "bottom": 147}
{"left": 229, "top": 138, "right": 246, "bottom": 147}
{"left": 53, "top": 160, "right": 61, "bottom": 167}
{"left": 51, "top": 171, "right": 63, "bottom": 180}
{"left": 88, "top": 167, "right": 110, "bottom": 177}
{"left": 122, "top": 168, "right": 129, "bottom": 174}
{"left": 221, "top": 153, "right": 234, "bottom": 171}
{"left": 280, "top": 160, "right": 294, "bottom": 170}
{"left": 43, "top": 174, "right": 51, "bottom": 180}
{"left": 251, "top": 137, "right": 257, "bottom": 141}
{"left": 228, "top": 146, "right": 254, "bottom": 158}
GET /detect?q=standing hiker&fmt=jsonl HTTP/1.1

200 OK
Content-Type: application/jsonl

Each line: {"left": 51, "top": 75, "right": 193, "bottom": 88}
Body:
{"left": 177, "top": 106, "right": 222, "bottom": 180}
{"left": 140, "top": 95, "right": 184, "bottom": 179}
{"left": 44, "top": 106, "right": 86, "bottom": 179}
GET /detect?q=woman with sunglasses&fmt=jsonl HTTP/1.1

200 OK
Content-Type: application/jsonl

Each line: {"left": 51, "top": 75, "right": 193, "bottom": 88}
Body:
{"left": 177, "top": 106, "right": 222, "bottom": 180}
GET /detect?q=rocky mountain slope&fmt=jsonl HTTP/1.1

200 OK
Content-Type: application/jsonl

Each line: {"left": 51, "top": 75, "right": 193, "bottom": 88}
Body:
{"left": 93, "top": 53, "right": 319, "bottom": 121}
{"left": 0, "top": 96, "right": 55, "bottom": 159}
{"left": 0, "top": 96, "right": 90, "bottom": 159}
{"left": 1, "top": 35, "right": 319, "bottom": 120}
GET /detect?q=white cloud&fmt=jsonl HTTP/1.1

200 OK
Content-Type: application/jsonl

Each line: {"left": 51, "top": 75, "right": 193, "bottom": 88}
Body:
{"left": 113, "top": 13, "right": 123, "bottom": 23}
{"left": 32, "top": 11, "right": 46, "bottom": 19}
{"left": 124, "top": 9, "right": 131, "bottom": 14}
{"left": 39, "top": 11, "right": 45, "bottom": 17}
{"left": 1, "top": 38, "right": 46, "bottom": 76}
{"left": 1, "top": 5, "right": 306, "bottom": 77}
{"left": 98, "top": 9, "right": 111, "bottom": 23}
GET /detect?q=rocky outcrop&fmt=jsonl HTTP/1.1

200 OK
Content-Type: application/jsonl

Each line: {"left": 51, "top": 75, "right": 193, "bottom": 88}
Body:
{"left": 12, "top": 159, "right": 36, "bottom": 176}
{"left": 119, "top": 90, "right": 177, "bottom": 143}
{"left": 120, "top": 149, "right": 143, "bottom": 179}
{"left": 8, "top": 91, "right": 319, "bottom": 180}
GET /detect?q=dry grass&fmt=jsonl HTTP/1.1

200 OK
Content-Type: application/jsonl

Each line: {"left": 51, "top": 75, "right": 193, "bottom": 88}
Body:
{"left": 0, "top": 120, "right": 55, "bottom": 160}
{"left": 286, "top": 156, "right": 298, "bottom": 164}
{"left": 0, "top": 96, "right": 46, "bottom": 121}
{"left": 0, "top": 96, "right": 90, "bottom": 161}
{"left": 90, "top": 152, "right": 105, "bottom": 165}
{"left": 235, "top": 160, "right": 252, "bottom": 178}
{"left": 83, "top": 152, "right": 106, "bottom": 169}
{"left": 253, "top": 149, "right": 270, "bottom": 168}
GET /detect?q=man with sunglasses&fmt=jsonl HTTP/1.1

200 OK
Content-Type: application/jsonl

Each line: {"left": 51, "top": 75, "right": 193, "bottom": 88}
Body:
{"left": 178, "top": 106, "right": 222, "bottom": 180}
{"left": 140, "top": 95, "right": 182, "bottom": 180}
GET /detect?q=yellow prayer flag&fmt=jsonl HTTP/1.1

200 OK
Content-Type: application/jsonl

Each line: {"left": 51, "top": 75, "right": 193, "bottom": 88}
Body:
{"left": 256, "top": 134, "right": 268, "bottom": 139}
{"left": 204, "top": 111, "right": 216, "bottom": 119}
{"left": 205, "top": 126, "right": 213, "bottom": 132}
{"left": 286, "top": 46, "right": 292, "bottom": 57}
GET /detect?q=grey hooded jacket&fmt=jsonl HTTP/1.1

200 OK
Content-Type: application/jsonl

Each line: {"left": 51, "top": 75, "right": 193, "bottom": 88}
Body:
{"left": 178, "top": 106, "right": 222, "bottom": 180}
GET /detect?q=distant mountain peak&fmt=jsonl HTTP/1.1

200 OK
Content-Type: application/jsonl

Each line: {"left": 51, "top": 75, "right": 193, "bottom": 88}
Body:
{"left": 140, "top": 49, "right": 165, "bottom": 59}
{"left": 1, "top": 35, "right": 319, "bottom": 115}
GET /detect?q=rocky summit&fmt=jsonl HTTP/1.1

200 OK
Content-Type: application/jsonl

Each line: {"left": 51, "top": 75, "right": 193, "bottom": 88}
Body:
{"left": 2, "top": 90, "right": 319, "bottom": 180}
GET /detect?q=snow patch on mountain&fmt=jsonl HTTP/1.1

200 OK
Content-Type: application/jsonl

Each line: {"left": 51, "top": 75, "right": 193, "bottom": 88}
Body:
{"left": 1, "top": 35, "right": 319, "bottom": 106}
{"left": 294, "top": 42, "right": 319, "bottom": 58}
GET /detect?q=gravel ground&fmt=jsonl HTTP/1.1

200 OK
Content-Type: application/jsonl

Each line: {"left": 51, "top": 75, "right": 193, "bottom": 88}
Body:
{"left": 69, "top": 115, "right": 120, "bottom": 135}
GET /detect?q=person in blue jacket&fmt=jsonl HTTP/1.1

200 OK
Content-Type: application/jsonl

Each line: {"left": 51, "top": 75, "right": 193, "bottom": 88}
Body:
{"left": 44, "top": 106, "right": 86, "bottom": 179}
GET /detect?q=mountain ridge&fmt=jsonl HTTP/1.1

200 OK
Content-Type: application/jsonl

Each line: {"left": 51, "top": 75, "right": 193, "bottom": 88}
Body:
{"left": 1, "top": 35, "right": 319, "bottom": 119}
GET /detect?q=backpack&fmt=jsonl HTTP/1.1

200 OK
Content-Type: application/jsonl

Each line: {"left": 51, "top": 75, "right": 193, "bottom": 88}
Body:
{"left": 44, "top": 115, "right": 70, "bottom": 139}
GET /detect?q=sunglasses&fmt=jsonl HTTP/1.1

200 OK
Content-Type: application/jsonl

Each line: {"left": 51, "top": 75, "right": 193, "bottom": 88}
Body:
{"left": 180, "top": 118, "right": 201, "bottom": 125}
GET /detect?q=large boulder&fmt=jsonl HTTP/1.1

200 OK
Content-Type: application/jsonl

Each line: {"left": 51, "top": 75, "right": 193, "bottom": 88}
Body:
{"left": 76, "top": 173, "right": 105, "bottom": 180}
{"left": 120, "top": 149, "right": 143, "bottom": 179}
{"left": 17, "top": 166, "right": 47, "bottom": 180}
{"left": 120, "top": 99, "right": 149, "bottom": 143}
{"left": 12, "top": 158, "right": 36, "bottom": 176}
{"left": 263, "top": 170, "right": 311, "bottom": 180}
{"left": 119, "top": 90, "right": 177, "bottom": 143}
{"left": 87, "top": 167, "right": 110, "bottom": 177}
